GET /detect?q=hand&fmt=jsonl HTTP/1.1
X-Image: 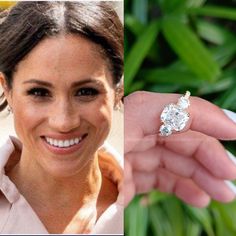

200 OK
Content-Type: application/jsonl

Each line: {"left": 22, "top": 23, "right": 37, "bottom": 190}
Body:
{"left": 124, "top": 91, "right": 236, "bottom": 207}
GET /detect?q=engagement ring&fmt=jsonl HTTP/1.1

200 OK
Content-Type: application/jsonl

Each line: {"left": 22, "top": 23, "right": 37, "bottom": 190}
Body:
{"left": 159, "top": 91, "right": 191, "bottom": 137}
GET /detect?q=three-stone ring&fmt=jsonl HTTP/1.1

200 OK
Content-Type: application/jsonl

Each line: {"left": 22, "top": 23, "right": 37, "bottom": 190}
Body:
{"left": 159, "top": 91, "right": 191, "bottom": 137}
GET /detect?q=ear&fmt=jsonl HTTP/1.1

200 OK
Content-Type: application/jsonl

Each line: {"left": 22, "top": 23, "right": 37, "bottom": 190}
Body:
{"left": 0, "top": 72, "right": 12, "bottom": 108}
{"left": 114, "top": 80, "right": 124, "bottom": 111}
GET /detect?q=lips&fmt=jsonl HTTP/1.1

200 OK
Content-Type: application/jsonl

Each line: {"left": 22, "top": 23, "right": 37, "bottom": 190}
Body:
{"left": 45, "top": 137, "right": 82, "bottom": 148}
{"left": 41, "top": 134, "right": 88, "bottom": 155}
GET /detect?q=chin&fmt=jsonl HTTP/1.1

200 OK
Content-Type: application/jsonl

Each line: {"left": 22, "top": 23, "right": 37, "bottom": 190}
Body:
{"left": 41, "top": 155, "right": 93, "bottom": 179}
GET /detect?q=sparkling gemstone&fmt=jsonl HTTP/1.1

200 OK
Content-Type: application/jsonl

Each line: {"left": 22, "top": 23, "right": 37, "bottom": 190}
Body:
{"left": 177, "top": 97, "right": 190, "bottom": 109}
{"left": 160, "top": 104, "right": 189, "bottom": 131}
{"left": 159, "top": 124, "right": 172, "bottom": 136}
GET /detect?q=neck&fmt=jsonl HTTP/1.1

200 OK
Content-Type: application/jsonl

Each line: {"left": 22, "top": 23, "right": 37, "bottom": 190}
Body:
{"left": 8, "top": 150, "right": 102, "bottom": 210}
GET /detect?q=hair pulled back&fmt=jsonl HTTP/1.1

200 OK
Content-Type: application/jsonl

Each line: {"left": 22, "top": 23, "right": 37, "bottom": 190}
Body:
{"left": 0, "top": 1, "right": 123, "bottom": 111}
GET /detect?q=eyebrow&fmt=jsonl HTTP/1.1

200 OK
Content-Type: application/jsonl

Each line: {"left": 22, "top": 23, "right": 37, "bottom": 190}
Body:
{"left": 23, "top": 78, "right": 104, "bottom": 87}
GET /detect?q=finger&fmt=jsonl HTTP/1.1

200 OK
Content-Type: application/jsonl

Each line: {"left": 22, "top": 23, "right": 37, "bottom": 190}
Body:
{"left": 124, "top": 92, "right": 236, "bottom": 152}
{"left": 156, "top": 168, "right": 235, "bottom": 204}
{"left": 127, "top": 144, "right": 236, "bottom": 202}
{"left": 191, "top": 166, "right": 236, "bottom": 202}
{"left": 133, "top": 168, "right": 210, "bottom": 208}
{"left": 127, "top": 131, "right": 236, "bottom": 180}
{"left": 126, "top": 147, "right": 161, "bottom": 172}
{"left": 174, "top": 178, "right": 211, "bottom": 208}
{"left": 133, "top": 171, "right": 157, "bottom": 194}
{"left": 155, "top": 146, "right": 236, "bottom": 200}
{"left": 157, "top": 169, "right": 210, "bottom": 208}
{"left": 124, "top": 159, "right": 136, "bottom": 206}
{"left": 190, "top": 97, "right": 236, "bottom": 139}
{"left": 128, "top": 144, "right": 236, "bottom": 202}
{"left": 157, "top": 130, "right": 236, "bottom": 180}
{"left": 129, "top": 134, "right": 158, "bottom": 153}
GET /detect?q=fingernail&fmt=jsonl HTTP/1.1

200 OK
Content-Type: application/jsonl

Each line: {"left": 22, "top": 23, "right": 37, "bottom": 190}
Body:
{"left": 223, "top": 109, "right": 236, "bottom": 123}
{"left": 226, "top": 150, "right": 236, "bottom": 166}
{"left": 225, "top": 180, "right": 236, "bottom": 195}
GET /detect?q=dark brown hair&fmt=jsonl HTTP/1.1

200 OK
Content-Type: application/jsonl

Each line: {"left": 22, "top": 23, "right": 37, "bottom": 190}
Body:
{"left": 0, "top": 1, "right": 123, "bottom": 111}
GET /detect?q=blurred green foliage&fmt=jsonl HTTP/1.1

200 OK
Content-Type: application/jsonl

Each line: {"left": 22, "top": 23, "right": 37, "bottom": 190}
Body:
{"left": 125, "top": 0, "right": 236, "bottom": 235}
{"left": 125, "top": 0, "right": 236, "bottom": 108}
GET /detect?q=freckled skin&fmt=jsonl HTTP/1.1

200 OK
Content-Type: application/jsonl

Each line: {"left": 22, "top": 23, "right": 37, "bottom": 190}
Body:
{"left": 5, "top": 34, "right": 116, "bottom": 178}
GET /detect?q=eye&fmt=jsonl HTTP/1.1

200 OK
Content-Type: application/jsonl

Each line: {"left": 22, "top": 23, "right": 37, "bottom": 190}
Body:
{"left": 75, "top": 87, "right": 100, "bottom": 102}
{"left": 76, "top": 88, "right": 99, "bottom": 97}
{"left": 27, "top": 88, "right": 51, "bottom": 98}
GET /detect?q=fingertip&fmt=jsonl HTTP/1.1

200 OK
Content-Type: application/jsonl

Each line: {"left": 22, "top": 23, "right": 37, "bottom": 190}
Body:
{"left": 224, "top": 180, "right": 236, "bottom": 198}
{"left": 175, "top": 178, "right": 211, "bottom": 208}
{"left": 190, "top": 97, "right": 236, "bottom": 140}
{"left": 210, "top": 181, "right": 236, "bottom": 203}
{"left": 214, "top": 150, "right": 236, "bottom": 180}
{"left": 176, "top": 188, "right": 211, "bottom": 208}
{"left": 124, "top": 183, "right": 135, "bottom": 207}
{"left": 223, "top": 109, "right": 236, "bottom": 124}
{"left": 189, "top": 196, "right": 211, "bottom": 208}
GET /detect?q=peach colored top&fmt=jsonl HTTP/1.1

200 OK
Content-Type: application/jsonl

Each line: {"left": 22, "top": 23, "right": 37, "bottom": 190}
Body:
{"left": 0, "top": 137, "right": 123, "bottom": 234}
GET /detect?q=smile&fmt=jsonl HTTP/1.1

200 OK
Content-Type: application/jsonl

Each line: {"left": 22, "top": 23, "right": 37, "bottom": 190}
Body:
{"left": 45, "top": 136, "right": 83, "bottom": 148}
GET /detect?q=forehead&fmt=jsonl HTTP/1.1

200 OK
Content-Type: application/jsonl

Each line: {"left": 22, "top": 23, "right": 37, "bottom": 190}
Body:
{"left": 14, "top": 34, "right": 111, "bottom": 85}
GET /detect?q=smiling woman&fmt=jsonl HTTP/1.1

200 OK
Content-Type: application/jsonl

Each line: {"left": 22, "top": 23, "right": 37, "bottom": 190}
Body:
{"left": 0, "top": 1, "right": 123, "bottom": 234}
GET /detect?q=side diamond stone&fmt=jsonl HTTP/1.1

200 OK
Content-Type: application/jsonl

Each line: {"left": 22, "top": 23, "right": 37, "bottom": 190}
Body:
{"left": 159, "top": 124, "right": 172, "bottom": 136}
{"left": 177, "top": 96, "right": 190, "bottom": 109}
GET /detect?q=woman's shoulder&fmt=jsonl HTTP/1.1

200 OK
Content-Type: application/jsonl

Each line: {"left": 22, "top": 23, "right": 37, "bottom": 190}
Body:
{"left": 98, "top": 142, "right": 123, "bottom": 185}
{"left": 99, "top": 141, "right": 123, "bottom": 166}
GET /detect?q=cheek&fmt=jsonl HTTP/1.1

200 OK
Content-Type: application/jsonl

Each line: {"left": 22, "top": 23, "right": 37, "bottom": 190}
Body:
{"left": 92, "top": 103, "right": 112, "bottom": 128}
{"left": 83, "top": 97, "right": 114, "bottom": 133}
{"left": 12, "top": 99, "right": 43, "bottom": 138}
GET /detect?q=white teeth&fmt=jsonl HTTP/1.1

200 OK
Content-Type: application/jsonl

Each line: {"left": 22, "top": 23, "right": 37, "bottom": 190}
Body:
{"left": 49, "top": 138, "right": 54, "bottom": 146}
{"left": 58, "top": 140, "right": 63, "bottom": 147}
{"left": 64, "top": 140, "right": 70, "bottom": 147}
{"left": 75, "top": 138, "right": 79, "bottom": 144}
{"left": 45, "top": 137, "right": 83, "bottom": 148}
{"left": 53, "top": 139, "right": 58, "bottom": 146}
{"left": 70, "top": 139, "right": 75, "bottom": 146}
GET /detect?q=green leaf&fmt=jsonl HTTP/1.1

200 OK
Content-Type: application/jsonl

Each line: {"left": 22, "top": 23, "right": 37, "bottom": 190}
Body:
{"left": 147, "top": 84, "right": 180, "bottom": 93}
{"left": 125, "top": 20, "right": 160, "bottom": 90}
{"left": 127, "top": 81, "right": 145, "bottom": 94}
{"left": 125, "top": 15, "right": 145, "bottom": 36}
{"left": 196, "top": 20, "right": 236, "bottom": 45}
{"left": 162, "top": 17, "right": 221, "bottom": 81}
{"left": 149, "top": 204, "right": 173, "bottom": 236}
{"left": 149, "top": 204, "right": 166, "bottom": 236}
{"left": 198, "top": 69, "right": 236, "bottom": 95}
{"left": 148, "top": 190, "right": 169, "bottom": 205}
{"left": 216, "top": 202, "right": 236, "bottom": 232}
{"left": 184, "top": 217, "right": 202, "bottom": 236}
{"left": 185, "top": 206, "right": 215, "bottom": 236}
{"left": 211, "top": 41, "right": 236, "bottom": 67}
{"left": 211, "top": 208, "right": 225, "bottom": 236}
{"left": 186, "top": 0, "right": 206, "bottom": 8}
{"left": 125, "top": 196, "right": 149, "bottom": 236}
{"left": 211, "top": 201, "right": 236, "bottom": 236}
{"left": 132, "top": 0, "right": 148, "bottom": 24}
{"left": 139, "top": 67, "right": 202, "bottom": 87}
{"left": 158, "top": 0, "right": 187, "bottom": 13}
{"left": 214, "top": 83, "right": 236, "bottom": 109}
{"left": 188, "top": 5, "right": 236, "bottom": 20}
{"left": 162, "top": 198, "right": 185, "bottom": 236}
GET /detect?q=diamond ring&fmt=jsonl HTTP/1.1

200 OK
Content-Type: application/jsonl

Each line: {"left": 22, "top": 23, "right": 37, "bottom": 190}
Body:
{"left": 159, "top": 91, "right": 191, "bottom": 137}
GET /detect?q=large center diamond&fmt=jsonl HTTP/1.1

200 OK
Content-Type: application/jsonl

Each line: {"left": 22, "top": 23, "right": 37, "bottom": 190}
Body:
{"left": 160, "top": 104, "right": 189, "bottom": 131}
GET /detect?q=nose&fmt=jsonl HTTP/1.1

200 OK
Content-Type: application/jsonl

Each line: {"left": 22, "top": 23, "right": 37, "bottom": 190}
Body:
{"left": 48, "top": 101, "right": 80, "bottom": 133}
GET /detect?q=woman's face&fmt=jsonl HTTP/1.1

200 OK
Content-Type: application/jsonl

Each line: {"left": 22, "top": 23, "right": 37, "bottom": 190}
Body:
{"left": 4, "top": 35, "right": 116, "bottom": 177}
